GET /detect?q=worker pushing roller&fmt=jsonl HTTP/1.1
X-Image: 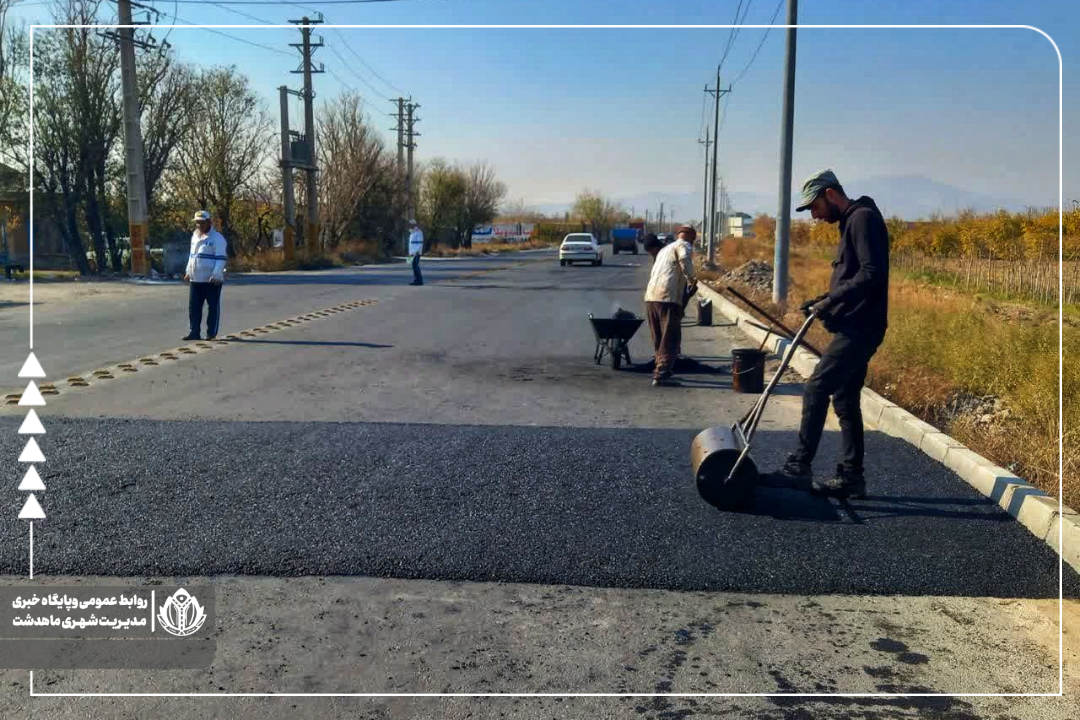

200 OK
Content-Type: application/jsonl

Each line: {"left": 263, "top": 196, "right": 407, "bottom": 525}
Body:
{"left": 692, "top": 169, "right": 891, "bottom": 508}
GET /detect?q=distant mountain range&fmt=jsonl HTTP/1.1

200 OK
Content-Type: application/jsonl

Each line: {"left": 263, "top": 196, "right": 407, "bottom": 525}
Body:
{"left": 523, "top": 175, "right": 1049, "bottom": 222}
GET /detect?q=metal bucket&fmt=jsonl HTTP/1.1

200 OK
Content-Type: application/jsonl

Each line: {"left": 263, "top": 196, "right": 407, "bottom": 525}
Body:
{"left": 697, "top": 298, "right": 712, "bottom": 326}
{"left": 690, "top": 425, "right": 759, "bottom": 510}
{"left": 731, "top": 348, "right": 766, "bottom": 393}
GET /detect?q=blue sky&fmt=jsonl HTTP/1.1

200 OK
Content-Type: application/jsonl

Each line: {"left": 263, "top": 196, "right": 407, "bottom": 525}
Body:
{"left": 12, "top": 0, "right": 1076, "bottom": 216}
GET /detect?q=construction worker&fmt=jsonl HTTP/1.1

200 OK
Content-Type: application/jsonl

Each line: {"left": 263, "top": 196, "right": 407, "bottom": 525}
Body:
{"left": 643, "top": 226, "right": 697, "bottom": 387}
{"left": 768, "top": 169, "right": 890, "bottom": 499}
{"left": 183, "top": 210, "right": 227, "bottom": 341}
{"left": 408, "top": 219, "right": 424, "bottom": 286}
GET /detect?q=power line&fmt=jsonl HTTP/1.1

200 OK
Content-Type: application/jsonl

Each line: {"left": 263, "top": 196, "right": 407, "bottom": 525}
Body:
{"left": 205, "top": 0, "right": 276, "bottom": 23}
{"left": 732, "top": 0, "right": 783, "bottom": 87}
{"left": 329, "top": 26, "right": 404, "bottom": 95}
{"left": 324, "top": 41, "right": 389, "bottom": 101}
{"left": 193, "top": 0, "right": 395, "bottom": 106}
{"left": 716, "top": 0, "right": 745, "bottom": 76}
{"left": 173, "top": 15, "right": 293, "bottom": 56}
{"left": 326, "top": 65, "right": 357, "bottom": 94}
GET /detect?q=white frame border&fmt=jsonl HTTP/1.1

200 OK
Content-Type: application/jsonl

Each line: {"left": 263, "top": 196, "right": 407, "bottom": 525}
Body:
{"left": 25, "top": 21, "right": 1062, "bottom": 699}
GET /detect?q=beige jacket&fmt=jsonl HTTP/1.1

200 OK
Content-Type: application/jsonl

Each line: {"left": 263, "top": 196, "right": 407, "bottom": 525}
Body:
{"left": 644, "top": 239, "right": 695, "bottom": 304}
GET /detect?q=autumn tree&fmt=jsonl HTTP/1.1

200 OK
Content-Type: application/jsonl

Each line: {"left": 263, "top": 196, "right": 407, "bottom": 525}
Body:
{"left": 571, "top": 189, "right": 621, "bottom": 240}
{"left": 169, "top": 65, "right": 274, "bottom": 256}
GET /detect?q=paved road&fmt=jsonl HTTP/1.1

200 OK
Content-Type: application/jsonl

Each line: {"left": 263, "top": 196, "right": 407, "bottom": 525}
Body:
{"left": 0, "top": 251, "right": 1077, "bottom": 719}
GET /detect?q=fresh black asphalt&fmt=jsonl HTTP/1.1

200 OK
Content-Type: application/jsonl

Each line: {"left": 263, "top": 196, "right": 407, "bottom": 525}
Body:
{"left": 3, "top": 417, "right": 1076, "bottom": 598}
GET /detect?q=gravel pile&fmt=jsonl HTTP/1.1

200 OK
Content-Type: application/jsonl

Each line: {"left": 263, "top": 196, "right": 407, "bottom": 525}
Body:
{"left": 724, "top": 260, "right": 774, "bottom": 293}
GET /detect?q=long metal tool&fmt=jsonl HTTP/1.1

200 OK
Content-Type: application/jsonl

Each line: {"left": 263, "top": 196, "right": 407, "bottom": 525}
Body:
{"left": 723, "top": 285, "right": 823, "bottom": 358}
{"left": 724, "top": 312, "right": 817, "bottom": 485}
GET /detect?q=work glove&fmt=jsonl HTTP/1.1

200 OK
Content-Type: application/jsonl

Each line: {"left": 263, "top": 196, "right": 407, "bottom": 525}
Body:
{"left": 800, "top": 294, "right": 831, "bottom": 317}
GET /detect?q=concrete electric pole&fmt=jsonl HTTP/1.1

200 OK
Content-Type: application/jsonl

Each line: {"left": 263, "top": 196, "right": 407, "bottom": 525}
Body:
{"left": 278, "top": 85, "right": 300, "bottom": 261}
{"left": 698, "top": 127, "right": 712, "bottom": 250}
{"left": 394, "top": 97, "right": 405, "bottom": 174}
{"left": 705, "top": 68, "right": 731, "bottom": 267}
{"left": 290, "top": 14, "right": 324, "bottom": 255}
{"left": 115, "top": 0, "right": 151, "bottom": 276}
{"left": 773, "top": 0, "right": 798, "bottom": 306}
{"left": 405, "top": 98, "right": 421, "bottom": 219}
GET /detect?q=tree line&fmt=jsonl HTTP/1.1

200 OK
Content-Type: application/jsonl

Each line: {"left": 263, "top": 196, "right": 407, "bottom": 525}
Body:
{"left": 0, "top": 0, "right": 507, "bottom": 273}
{"left": 751, "top": 205, "right": 1080, "bottom": 305}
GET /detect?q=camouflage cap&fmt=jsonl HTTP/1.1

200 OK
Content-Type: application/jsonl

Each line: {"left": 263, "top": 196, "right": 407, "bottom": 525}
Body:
{"left": 795, "top": 168, "right": 841, "bottom": 212}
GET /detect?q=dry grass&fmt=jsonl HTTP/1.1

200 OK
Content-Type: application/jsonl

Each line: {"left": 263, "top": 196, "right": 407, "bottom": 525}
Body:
{"left": 230, "top": 240, "right": 382, "bottom": 273}
{"left": 423, "top": 239, "right": 558, "bottom": 258}
{"left": 702, "top": 237, "right": 1076, "bottom": 507}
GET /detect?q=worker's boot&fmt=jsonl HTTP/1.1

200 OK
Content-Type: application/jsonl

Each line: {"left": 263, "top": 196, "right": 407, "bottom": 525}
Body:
{"left": 812, "top": 464, "right": 867, "bottom": 499}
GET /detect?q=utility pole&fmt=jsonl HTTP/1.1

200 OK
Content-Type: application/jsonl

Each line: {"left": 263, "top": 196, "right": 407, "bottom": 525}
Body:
{"left": 393, "top": 97, "right": 405, "bottom": 174}
{"left": 115, "top": 0, "right": 152, "bottom": 276}
{"left": 290, "top": 14, "right": 324, "bottom": 255}
{"left": 390, "top": 97, "right": 406, "bottom": 252}
{"left": 658, "top": 202, "right": 664, "bottom": 232}
{"left": 773, "top": 0, "right": 798, "bottom": 305}
{"left": 705, "top": 68, "right": 732, "bottom": 267}
{"left": 404, "top": 98, "right": 421, "bottom": 219}
{"left": 278, "top": 86, "right": 298, "bottom": 261}
{"left": 718, "top": 177, "right": 727, "bottom": 242}
{"left": 699, "top": 127, "right": 712, "bottom": 248}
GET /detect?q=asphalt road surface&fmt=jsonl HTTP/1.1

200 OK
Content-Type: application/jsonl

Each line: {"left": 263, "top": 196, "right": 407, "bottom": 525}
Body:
{"left": 0, "top": 249, "right": 1077, "bottom": 719}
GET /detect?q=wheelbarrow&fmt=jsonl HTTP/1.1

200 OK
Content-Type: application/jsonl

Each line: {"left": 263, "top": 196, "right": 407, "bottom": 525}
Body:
{"left": 689, "top": 311, "right": 818, "bottom": 511}
{"left": 589, "top": 313, "right": 644, "bottom": 370}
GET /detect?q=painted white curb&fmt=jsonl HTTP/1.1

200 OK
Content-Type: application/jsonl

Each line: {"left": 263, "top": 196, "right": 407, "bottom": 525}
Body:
{"left": 697, "top": 282, "right": 1079, "bottom": 575}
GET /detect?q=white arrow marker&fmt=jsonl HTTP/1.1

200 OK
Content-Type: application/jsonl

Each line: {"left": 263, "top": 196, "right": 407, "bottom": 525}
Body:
{"left": 19, "top": 438, "right": 45, "bottom": 463}
{"left": 19, "top": 494, "right": 45, "bottom": 520}
{"left": 19, "top": 466, "right": 45, "bottom": 491}
{"left": 18, "top": 381, "right": 45, "bottom": 407}
{"left": 19, "top": 353, "right": 46, "bottom": 379}
{"left": 19, "top": 410, "right": 45, "bottom": 435}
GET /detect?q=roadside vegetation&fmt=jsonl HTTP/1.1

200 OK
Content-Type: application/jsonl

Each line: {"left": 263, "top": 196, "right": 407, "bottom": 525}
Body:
{"left": 701, "top": 205, "right": 1079, "bottom": 507}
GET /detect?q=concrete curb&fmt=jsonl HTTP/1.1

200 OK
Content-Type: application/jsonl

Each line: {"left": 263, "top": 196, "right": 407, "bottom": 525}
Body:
{"left": 696, "top": 282, "right": 1079, "bottom": 575}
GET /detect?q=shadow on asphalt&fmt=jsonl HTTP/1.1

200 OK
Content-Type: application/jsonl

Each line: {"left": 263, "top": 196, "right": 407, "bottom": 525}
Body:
{"left": 227, "top": 339, "right": 393, "bottom": 349}
{"left": 744, "top": 485, "right": 1017, "bottom": 525}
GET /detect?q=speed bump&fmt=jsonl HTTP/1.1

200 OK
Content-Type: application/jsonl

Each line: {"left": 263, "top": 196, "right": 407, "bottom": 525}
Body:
{"left": 3, "top": 298, "right": 380, "bottom": 407}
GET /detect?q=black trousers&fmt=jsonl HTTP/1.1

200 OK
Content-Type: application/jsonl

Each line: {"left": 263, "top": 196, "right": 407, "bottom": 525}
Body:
{"left": 791, "top": 327, "right": 884, "bottom": 473}
{"left": 188, "top": 282, "right": 222, "bottom": 338}
{"left": 411, "top": 253, "right": 423, "bottom": 284}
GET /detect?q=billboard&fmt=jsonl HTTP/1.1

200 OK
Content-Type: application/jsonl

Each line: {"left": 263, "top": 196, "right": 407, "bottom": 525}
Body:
{"left": 471, "top": 223, "right": 535, "bottom": 243}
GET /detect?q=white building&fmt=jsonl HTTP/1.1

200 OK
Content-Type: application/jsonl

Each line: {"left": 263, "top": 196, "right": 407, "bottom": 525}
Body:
{"left": 726, "top": 212, "right": 754, "bottom": 238}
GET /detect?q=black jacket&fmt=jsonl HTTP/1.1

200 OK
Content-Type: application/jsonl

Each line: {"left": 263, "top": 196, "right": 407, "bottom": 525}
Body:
{"left": 821, "top": 196, "right": 889, "bottom": 337}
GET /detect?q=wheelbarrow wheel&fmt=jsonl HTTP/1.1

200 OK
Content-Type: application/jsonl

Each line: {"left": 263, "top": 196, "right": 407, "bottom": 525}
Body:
{"left": 612, "top": 353, "right": 621, "bottom": 370}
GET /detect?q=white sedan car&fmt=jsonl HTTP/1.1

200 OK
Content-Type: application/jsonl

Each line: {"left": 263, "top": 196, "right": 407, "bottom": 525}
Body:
{"left": 559, "top": 233, "right": 604, "bottom": 266}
